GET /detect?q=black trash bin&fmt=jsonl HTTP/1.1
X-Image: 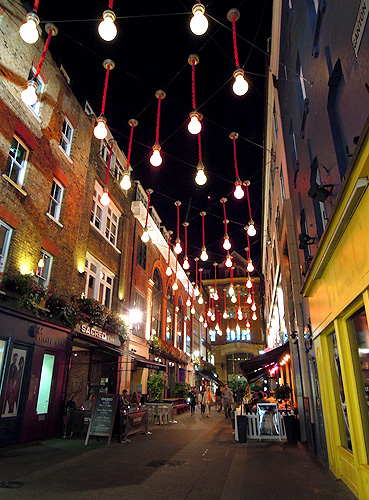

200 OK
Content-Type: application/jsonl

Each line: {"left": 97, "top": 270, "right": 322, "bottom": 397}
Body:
{"left": 283, "top": 415, "right": 297, "bottom": 445}
{"left": 237, "top": 415, "right": 248, "bottom": 443}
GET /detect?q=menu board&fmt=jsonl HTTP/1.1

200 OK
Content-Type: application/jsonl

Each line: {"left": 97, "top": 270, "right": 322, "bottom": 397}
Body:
{"left": 85, "top": 393, "right": 118, "bottom": 446}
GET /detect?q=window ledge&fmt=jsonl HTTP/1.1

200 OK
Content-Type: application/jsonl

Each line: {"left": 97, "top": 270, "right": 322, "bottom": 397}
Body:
{"left": 25, "top": 104, "right": 42, "bottom": 123}
{"left": 58, "top": 145, "right": 74, "bottom": 164}
{"left": 90, "top": 221, "right": 121, "bottom": 254}
{"left": 2, "top": 174, "right": 27, "bottom": 196}
{"left": 46, "top": 212, "right": 64, "bottom": 228}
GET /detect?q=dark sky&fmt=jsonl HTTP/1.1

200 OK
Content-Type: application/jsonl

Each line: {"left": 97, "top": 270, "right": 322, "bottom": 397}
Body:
{"left": 31, "top": 0, "right": 271, "bottom": 277}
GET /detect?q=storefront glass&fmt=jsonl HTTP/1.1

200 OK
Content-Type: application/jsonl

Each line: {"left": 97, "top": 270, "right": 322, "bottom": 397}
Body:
{"left": 330, "top": 332, "right": 352, "bottom": 451}
{"left": 151, "top": 269, "right": 162, "bottom": 337}
{"left": 349, "top": 307, "right": 369, "bottom": 433}
{"left": 36, "top": 354, "right": 55, "bottom": 414}
{"left": 166, "top": 287, "right": 174, "bottom": 343}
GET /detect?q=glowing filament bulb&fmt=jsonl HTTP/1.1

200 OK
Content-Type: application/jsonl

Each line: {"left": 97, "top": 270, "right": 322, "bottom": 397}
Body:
{"left": 20, "top": 12, "right": 40, "bottom": 44}
{"left": 141, "top": 228, "right": 150, "bottom": 243}
{"left": 231, "top": 295, "right": 237, "bottom": 303}
{"left": 246, "top": 278, "right": 252, "bottom": 288}
{"left": 233, "top": 68, "right": 249, "bottom": 96}
{"left": 195, "top": 163, "right": 207, "bottom": 185}
{"left": 191, "top": 306, "right": 196, "bottom": 315}
{"left": 190, "top": 3, "right": 208, "bottom": 35}
{"left": 198, "top": 295, "right": 204, "bottom": 305}
{"left": 213, "top": 290, "right": 219, "bottom": 301}
{"left": 247, "top": 259, "right": 254, "bottom": 273}
{"left": 215, "top": 323, "right": 219, "bottom": 331}
{"left": 172, "top": 281, "right": 179, "bottom": 291}
{"left": 247, "top": 220, "right": 256, "bottom": 237}
{"left": 211, "top": 313, "right": 215, "bottom": 321}
{"left": 251, "top": 302, "right": 257, "bottom": 311}
{"left": 203, "top": 321, "right": 208, "bottom": 329}
{"left": 247, "top": 294, "right": 252, "bottom": 304}
{"left": 100, "top": 190, "right": 110, "bottom": 206}
{"left": 252, "top": 312, "right": 257, "bottom": 321}
{"left": 186, "top": 298, "right": 191, "bottom": 307}
{"left": 98, "top": 10, "right": 117, "bottom": 41}
{"left": 150, "top": 143, "right": 162, "bottom": 167}
{"left": 200, "top": 246, "right": 208, "bottom": 261}
{"left": 234, "top": 181, "right": 245, "bottom": 200}
{"left": 229, "top": 285, "right": 234, "bottom": 296}
{"left": 207, "top": 309, "right": 212, "bottom": 317}
{"left": 183, "top": 256, "right": 190, "bottom": 270}
{"left": 174, "top": 238, "right": 182, "bottom": 254}
{"left": 199, "top": 314, "right": 204, "bottom": 323}
{"left": 188, "top": 111, "right": 202, "bottom": 135}
{"left": 120, "top": 173, "right": 131, "bottom": 190}
{"left": 223, "top": 235, "right": 231, "bottom": 251}
{"left": 166, "top": 266, "right": 172, "bottom": 277}
{"left": 236, "top": 324, "right": 241, "bottom": 334}
{"left": 226, "top": 326, "right": 230, "bottom": 334}
{"left": 94, "top": 116, "right": 108, "bottom": 140}
{"left": 223, "top": 310, "right": 228, "bottom": 319}
{"left": 225, "top": 254, "right": 232, "bottom": 268}
{"left": 21, "top": 80, "right": 38, "bottom": 106}
{"left": 246, "top": 320, "right": 250, "bottom": 328}
{"left": 194, "top": 285, "right": 200, "bottom": 297}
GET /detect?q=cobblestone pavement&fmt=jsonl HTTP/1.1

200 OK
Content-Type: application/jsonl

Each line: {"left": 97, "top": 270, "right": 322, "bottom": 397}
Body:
{"left": 0, "top": 409, "right": 356, "bottom": 500}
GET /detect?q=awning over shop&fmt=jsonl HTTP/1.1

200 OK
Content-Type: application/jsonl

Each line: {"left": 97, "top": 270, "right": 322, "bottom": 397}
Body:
{"left": 239, "top": 343, "right": 289, "bottom": 382}
{"left": 196, "top": 370, "right": 224, "bottom": 386}
{"left": 132, "top": 354, "right": 166, "bottom": 371}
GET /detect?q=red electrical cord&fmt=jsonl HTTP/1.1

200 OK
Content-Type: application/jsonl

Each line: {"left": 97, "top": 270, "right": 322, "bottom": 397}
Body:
{"left": 167, "top": 232, "right": 172, "bottom": 265}
{"left": 100, "top": 63, "right": 111, "bottom": 116}
{"left": 104, "top": 141, "right": 114, "bottom": 187}
{"left": 34, "top": 29, "right": 52, "bottom": 80}
{"left": 155, "top": 94, "right": 162, "bottom": 143}
{"left": 183, "top": 223, "right": 188, "bottom": 254}
{"left": 214, "top": 263, "right": 217, "bottom": 290}
{"left": 230, "top": 267, "right": 234, "bottom": 286}
{"left": 221, "top": 199, "right": 228, "bottom": 234}
{"left": 145, "top": 190, "right": 151, "bottom": 228}
{"left": 195, "top": 259, "right": 198, "bottom": 286}
{"left": 232, "top": 135, "right": 240, "bottom": 180}
{"left": 176, "top": 202, "right": 180, "bottom": 240}
{"left": 126, "top": 121, "right": 135, "bottom": 169}
{"left": 108, "top": 0, "right": 114, "bottom": 9}
{"left": 232, "top": 14, "right": 240, "bottom": 67}
{"left": 198, "top": 132, "right": 202, "bottom": 163}
{"left": 33, "top": 0, "right": 39, "bottom": 12}
{"left": 201, "top": 212, "right": 206, "bottom": 247}
{"left": 192, "top": 60, "right": 196, "bottom": 109}
{"left": 245, "top": 182, "right": 253, "bottom": 220}
{"left": 237, "top": 286, "right": 241, "bottom": 308}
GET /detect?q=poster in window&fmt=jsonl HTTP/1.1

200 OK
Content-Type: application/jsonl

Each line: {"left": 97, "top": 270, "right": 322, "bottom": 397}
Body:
{"left": 1, "top": 347, "right": 27, "bottom": 418}
{"left": 257, "top": 403, "right": 280, "bottom": 436}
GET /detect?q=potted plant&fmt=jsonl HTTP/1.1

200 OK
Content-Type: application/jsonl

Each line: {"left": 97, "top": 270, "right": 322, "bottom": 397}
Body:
{"left": 274, "top": 384, "right": 297, "bottom": 444}
{"left": 174, "top": 381, "right": 191, "bottom": 399}
{"left": 147, "top": 373, "right": 165, "bottom": 402}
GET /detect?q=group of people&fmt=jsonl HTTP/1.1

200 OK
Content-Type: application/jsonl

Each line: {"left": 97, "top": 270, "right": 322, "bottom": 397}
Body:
{"left": 188, "top": 384, "right": 234, "bottom": 418}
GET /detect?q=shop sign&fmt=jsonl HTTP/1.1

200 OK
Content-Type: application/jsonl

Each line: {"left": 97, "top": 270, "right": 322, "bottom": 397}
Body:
{"left": 77, "top": 323, "right": 121, "bottom": 347}
{"left": 34, "top": 325, "right": 68, "bottom": 348}
{"left": 352, "top": 0, "right": 368, "bottom": 57}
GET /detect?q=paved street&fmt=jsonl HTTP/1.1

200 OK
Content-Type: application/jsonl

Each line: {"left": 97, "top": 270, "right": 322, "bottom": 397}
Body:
{"left": 0, "top": 409, "right": 356, "bottom": 500}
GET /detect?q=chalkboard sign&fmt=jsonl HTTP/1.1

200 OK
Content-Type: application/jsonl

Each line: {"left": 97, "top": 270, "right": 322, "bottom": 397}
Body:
{"left": 85, "top": 393, "right": 118, "bottom": 446}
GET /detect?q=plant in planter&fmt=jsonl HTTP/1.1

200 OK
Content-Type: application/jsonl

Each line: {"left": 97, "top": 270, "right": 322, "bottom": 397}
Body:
{"left": 274, "top": 383, "right": 292, "bottom": 409}
{"left": 46, "top": 295, "right": 80, "bottom": 328}
{"left": 75, "top": 297, "right": 106, "bottom": 326}
{"left": 174, "top": 381, "right": 191, "bottom": 398}
{"left": 1, "top": 271, "right": 49, "bottom": 312}
{"left": 147, "top": 373, "right": 165, "bottom": 402}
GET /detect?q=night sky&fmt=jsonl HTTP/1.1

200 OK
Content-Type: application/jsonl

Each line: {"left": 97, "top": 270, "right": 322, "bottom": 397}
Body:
{"left": 28, "top": 0, "right": 272, "bottom": 277}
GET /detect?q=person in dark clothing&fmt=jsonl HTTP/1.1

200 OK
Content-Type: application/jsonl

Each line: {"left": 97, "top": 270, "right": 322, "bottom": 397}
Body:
{"left": 189, "top": 387, "right": 197, "bottom": 416}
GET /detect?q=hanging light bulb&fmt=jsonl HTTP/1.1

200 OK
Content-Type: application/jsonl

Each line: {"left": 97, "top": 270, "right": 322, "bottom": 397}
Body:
{"left": 251, "top": 302, "right": 257, "bottom": 312}
{"left": 234, "top": 179, "right": 245, "bottom": 199}
{"left": 223, "top": 235, "right": 231, "bottom": 251}
{"left": 204, "top": 321, "right": 208, "bottom": 329}
{"left": 207, "top": 308, "right": 212, "bottom": 317}
{"left": 211, "top": 313, "right": 215, "bottom": 321}
{"left": 166, "top": 265, "right": 172, "bottom": 277}
{"left": 247, "top": 219, "right": 257, "bottom": 237}
{"left": 246, "top": 319, "right": 251, "bottom": 328}
{"left": 236, "top": 323, "right": 241, "bottom": 334}
{"left": 215, "top": 323, "right": 219, "bottom": 331}
{"left": 195, "top": 162, "right": 207, "bottom": 185}
{"left": 246, "top": 277, "right": 253, "bottom": 288}
{"left": 233, "top": 68, "right": 249, "bottom": 96}
{"left": 198, "top": 295, "right": 204, "bottom": 305}
{"left": 200, "top": 246, "right": 208, "bottom": 261}
{"left": 231, "top": 295, "right": 237, "bottom": 303}
{"left": 120, "top": 172, "right": 131, "bottom": 190}
{"left": 213, "top": 290, "right": 219, "bottom": 301}
{"left": 226, "top": 326, "right": 230, "bottom": 334}
{"left": 141, "top": 228, "right": 150, "bottom": 243}
{"left": 199, "top": 314, "right": 204, "bottom": 323}
{"left": 98, "top": 10, "right": 117, "bottom": 41}
{"left": 252, "top": 312, "right": 257, "bottom": 321}
{"left": 190, "top": 3, "right": 208, "bottom": 35}
{"left": 229, "top": 284, "right": 235, "bottom": 296}
{"left": 247, "top": 294, "right": 252, "bottom": 304}
{"left": 223, "top": 310, "right": 228, "bottom": 319}
{"left": 247, "top": 259, "right": 254, "bottom": 273}
{"left": 20, "top": 11, "right": 40, "bottom": 44}
{"left": 225, "top": 253, "right": 233, "bottom": 268}
{"left": 191, "top": 305, "right": 196, "bottom": 315}
{"left": 94, "top": 115, "right": 108, "bottom": 140}
{"left": 194, "top": 285, "right": 200, "bottom": 297}
{"left": 188, "top": 111, "right": 202, "bottom": 135}
{"left": 186, "top": 297, "right": 191, "bottom": 307}
{"left": 172, "top": 280, "right": 179, "bottom": 291}
{"left": 150, "top": 142, "right": 162, "bottom": 167}
{"left": 183, "top": 256, "right": 190, "bottom": 270}
{"left": 21, "top": 79, "right": 38, "bottom": 106}
{"left": 238, "top": 311, "right": 243, "bottom": 321}
{"left": 37, "top": 258, "right": 45, "bottom": 268}
{"left": 174, "top": 238, "right": 182, "bottom": 254}
{"left": 100, "top": 189, "right": 110, "bottom": 206}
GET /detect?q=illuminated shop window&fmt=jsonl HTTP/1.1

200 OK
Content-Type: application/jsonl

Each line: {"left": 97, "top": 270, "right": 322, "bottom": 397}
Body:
{"left": 36, "top": 354, "right": 55, "bottom": 414}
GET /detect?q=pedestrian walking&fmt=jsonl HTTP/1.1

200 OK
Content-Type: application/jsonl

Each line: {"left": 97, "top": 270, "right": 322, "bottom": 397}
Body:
{"left": 189, "top": 387, "right": 197, "bottom": 416}
{"left": 199, "top": 388, "right": 206, "bottom": 416}
{"left": 215, "top": 387, "right": 222, "bottom": 411}
{"left": 202, "top": 386, "right": 215, "bottom": 417}
{"left": 222, "top": 384, "right": 233, "bottom": 418}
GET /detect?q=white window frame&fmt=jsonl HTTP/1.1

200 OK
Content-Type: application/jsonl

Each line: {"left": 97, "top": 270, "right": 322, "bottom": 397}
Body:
{"left": 5, "top": 136, "right": 28, "bottom": 187}
{"left": 35, "top": 249, "right": 53, "bottom": 288}
{"left": 299, "top": 64, "right": 307, "bottom": 101}
{"left": 0, "top": 220, "right": 12, "bottom": 275}
{"left": 47, "top": 179, "right": 64, "bottom": 222}
{"left": 84, "top": 253, "right": 114, "bottom": 309}
{"left": 315, "top": 168, "right": 328, "bottom": 229}
{"left": 59, "top": 117, "right": 74, "bottom": 156}
{"left": 90, "top": 182, "right": 120, "bottom": 248}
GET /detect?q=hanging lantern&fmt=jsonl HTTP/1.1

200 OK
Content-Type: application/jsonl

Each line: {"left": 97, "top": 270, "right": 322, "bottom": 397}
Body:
{"left": 228, "top": 9, "right": 249, "bottom": 96}
{"left": 21, "top": 23, "right": 57, "bottom": 105}
{"left": 98, "top": 1, "right": 117, "bottom": 42}
{"left": 150, "top": 90, "right": 166, "bottom": 166}
{"left": 190, "top": 2, "right": 208, "bottom": 35}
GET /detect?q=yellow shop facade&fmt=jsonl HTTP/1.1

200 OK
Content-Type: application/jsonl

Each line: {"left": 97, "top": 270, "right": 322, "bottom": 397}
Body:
{"left": 302, "top": 121, "right": 369, "bottom": 500}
